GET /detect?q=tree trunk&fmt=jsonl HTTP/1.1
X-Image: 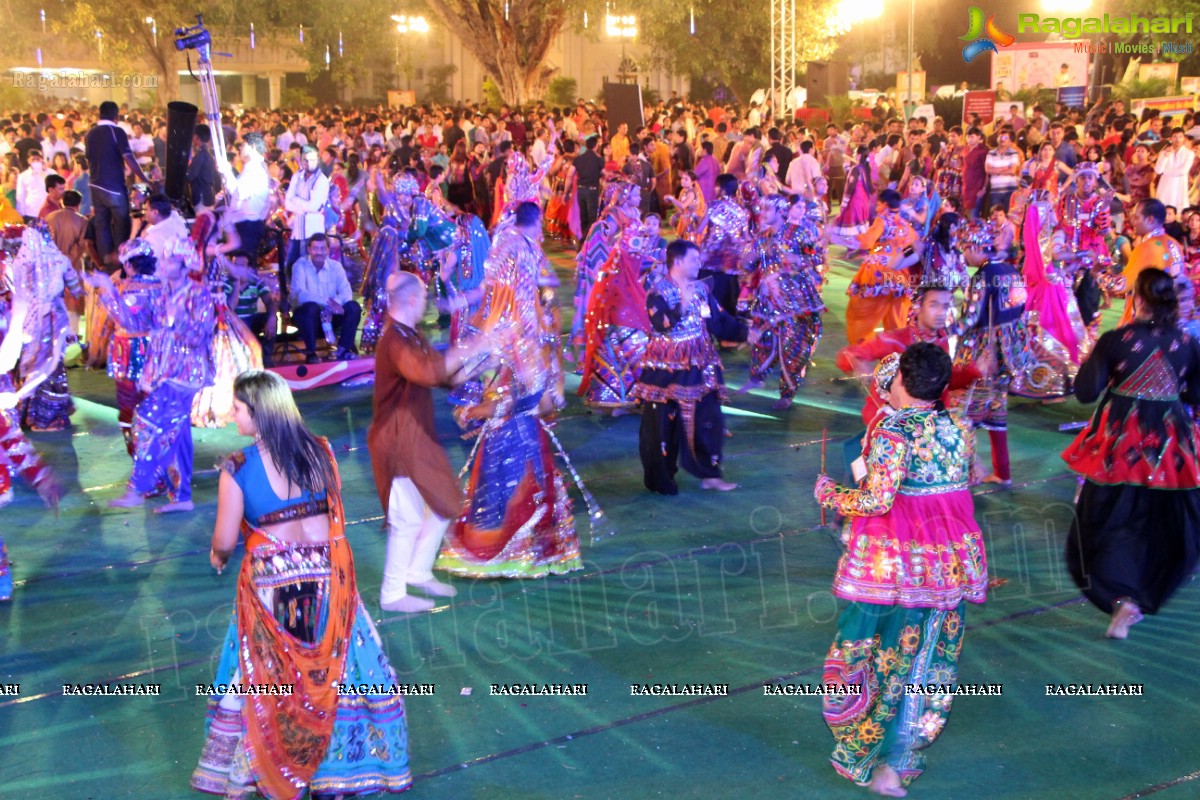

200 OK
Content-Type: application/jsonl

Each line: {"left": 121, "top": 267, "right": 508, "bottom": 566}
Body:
{"left": 425, "top": 0, "right": 564, "bottom": 106}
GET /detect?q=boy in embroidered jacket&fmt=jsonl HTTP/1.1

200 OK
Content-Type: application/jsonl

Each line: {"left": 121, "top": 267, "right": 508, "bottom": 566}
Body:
{"left": 634, "top": 239, "right": 749, "bottom": 495}
{"left": 815, "top": 342, "right": 988, "bottom": 796}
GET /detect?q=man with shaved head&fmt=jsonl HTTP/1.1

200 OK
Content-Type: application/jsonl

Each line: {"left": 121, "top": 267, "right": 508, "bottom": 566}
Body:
{"left": 367, "top": 270, "right": 493, "bottom": 613}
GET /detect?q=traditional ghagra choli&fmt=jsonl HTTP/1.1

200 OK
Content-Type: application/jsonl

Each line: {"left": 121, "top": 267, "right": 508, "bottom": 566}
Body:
{"left": 816, "top": 407, "right": 989, "bottom": 609}
{"left": 1063, "top": 324, "right": 1200, "bottom": 488}
{"left": 701, "top": 198, "right": 750, "bottom": 274}
{"left": 846, "top": 211, "right": 918, "bottom": 299}
{"left": 105, "top": 274, "right": 159, "bottom": 383}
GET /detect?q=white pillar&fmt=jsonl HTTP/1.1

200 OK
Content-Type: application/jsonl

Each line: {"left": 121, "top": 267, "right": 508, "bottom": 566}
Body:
{"left": 241, "top": 73, "right": 258, "bottom": 107}
{"left": 267, "top": 72, "right": 283, "bottom": 109}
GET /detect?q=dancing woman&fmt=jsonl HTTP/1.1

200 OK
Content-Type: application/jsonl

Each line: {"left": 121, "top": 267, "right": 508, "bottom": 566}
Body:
{"left": 829, "top": 145, "right": 875, "bottom": 243}
{"left": 815, "top": 342, "right": 988, "bottom": 797}
{"left": 664, "top": 170, "right": 707, "bottom": 242}
{"left": 742, "top": 194, "right": 824, "bottom": 410}
{"left": 192, "top": 371, "right": 411, "bottom": 799}
{"left": 437, "top": 202, "right": 582, "bottom": 578}
{"left": 1062, "top": 269, "right": 1200, "bottom": 639}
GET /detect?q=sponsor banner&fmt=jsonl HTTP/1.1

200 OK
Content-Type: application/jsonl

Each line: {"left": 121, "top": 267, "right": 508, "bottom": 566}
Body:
{"left": 1139, "top": 61, "right": 1179, "bottom": 89}
{"left": 1131, "top": 95, "right": 1198, "bottom": 122}
{"left": 992, "top": 41, "right": 1089, "bottom": 94}
{"left": 1057, "top": 85, "right": 1087, "bottom": 107}
{"left": 963, "top": 90, "right": 997, "bottom": 124}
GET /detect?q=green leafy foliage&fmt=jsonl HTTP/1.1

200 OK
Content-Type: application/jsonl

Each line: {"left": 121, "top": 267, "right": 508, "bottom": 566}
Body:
{"left": 546, "top": 76, "right": 578, "bottom": 107}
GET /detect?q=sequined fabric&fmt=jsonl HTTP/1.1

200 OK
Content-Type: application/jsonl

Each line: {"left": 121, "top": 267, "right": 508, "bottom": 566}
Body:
{"left": 700, "top": 197, "right": 751, "bottom": 274}
{"left": 137, "top": 280, "right": 216, "bottom": 393}
{"left": 816, "top": 407, "right": 988, "bottom": 609}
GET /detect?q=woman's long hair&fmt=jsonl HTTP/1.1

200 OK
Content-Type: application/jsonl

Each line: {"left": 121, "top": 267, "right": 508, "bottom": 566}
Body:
{"left": 234, "top": 370, "right": 337, "bottom": 496}
{"left": 1134, "top": 267, "right": 1179, "bottom": 329}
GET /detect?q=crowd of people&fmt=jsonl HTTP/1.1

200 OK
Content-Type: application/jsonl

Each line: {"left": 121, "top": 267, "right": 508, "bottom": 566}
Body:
{"left": 1, "top": 88, "right": 1200, "bottom": 799}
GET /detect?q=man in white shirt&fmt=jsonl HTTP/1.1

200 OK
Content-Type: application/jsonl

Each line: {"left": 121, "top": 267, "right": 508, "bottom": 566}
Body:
{"left": 16, "top": 150, "right": 51, "bottom": 220}
{"left": 41, "top": 126, "right": 69, "bottom": 160}
{"left": 129, "top": 121, "right": 154, "bottom": 168}
{"left": 217, "top": 132, "right": 271, "bottom": 259}
{"left": 276, "top": 118, "right": 306, "bottom": 152}
{"left": 284, "top": 144, "right": 331, "bottom": 269}
{"left": 785, "top": 140, "right": 822, "bottom": 198}
{"left": 289, "top": 233, "right": 361, "bottom": 362}
{"left": 529, "top": 126, "right": 552, "bottom": 169}
{"left": 1155, "top": 127, "right": 1195, "bottom": 212}
{"left": 140, "top": 193, "right": 191, "bottom": 267}
{"left": 360, "top": 118, "right": 385, "bottom": 152}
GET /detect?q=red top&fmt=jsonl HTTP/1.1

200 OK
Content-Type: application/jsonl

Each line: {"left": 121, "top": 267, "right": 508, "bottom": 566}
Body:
{"left": 836, "top": 325, "right": 981, "bottom": 425}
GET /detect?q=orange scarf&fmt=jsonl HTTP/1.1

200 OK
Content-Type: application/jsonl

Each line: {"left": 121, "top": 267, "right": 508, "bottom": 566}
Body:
{"left": 235, "top": 448, "right": 355, "bottom": 800}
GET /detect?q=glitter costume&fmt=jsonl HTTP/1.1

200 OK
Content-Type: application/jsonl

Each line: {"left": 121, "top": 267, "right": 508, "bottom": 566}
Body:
{"left": 192, "top": 442, "right": 412, "bottom": 799}
{"left": 103, "top": 239, "right": 215, "bottom": 504}
{"left": 102, "top": 240, "right": 159, "bottom": 455}
{"left": 10, "top": 224, "right": 82, "bottom": 431}
{"left": 744, "top": 205, "right": 826, "bottom": 400}
{"left": 1057, "top": 176, "right": 1114, "bottom": 330}
{"left": 437, "top": 224, "right": 581, "bottom": 579}
{"left": 572, "top": 183, "right": 639, "bottom": 358}
{"left": 698, "top": 194, "right": 752, "bottom": 314}
{"left": 815, "top": 405, "right": 987, "bottom": 791}
{"left": 191, "top": 257, "right": 264, "bottom": 428}
{"left": 578, "top": 220, "right": 653, "bottom": 409}
{"left": 954, "top": 230, "right": 1034, "bottom": 483}
{"left": 844, "top": 209, "right": 918, "bottom": 345}
{"left": 0, "top": 398, "right": 57, "bottom": 600}
{"left": 361, "top": 175, "right": 455, "bottom": 352}
{"left": 633, "top": 276, "right": 748, "bottom": 494}
{"left": 1013, "top": 200, "right": 1094, "bottom": 399}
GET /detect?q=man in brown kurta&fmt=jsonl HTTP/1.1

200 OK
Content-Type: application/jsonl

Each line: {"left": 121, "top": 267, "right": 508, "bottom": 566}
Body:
{"left": 368, "top": 271, "right": 490, "bottom": 612}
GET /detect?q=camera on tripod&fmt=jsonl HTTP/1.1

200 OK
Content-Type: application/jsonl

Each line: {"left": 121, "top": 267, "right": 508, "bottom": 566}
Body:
{"left": 174, "top": 15, "right": 211, "bottom": 52}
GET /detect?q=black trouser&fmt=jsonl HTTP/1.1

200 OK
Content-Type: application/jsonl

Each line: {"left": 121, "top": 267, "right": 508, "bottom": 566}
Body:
{"left": 92, "top": 187, "right": 131, "bottom": 264}
{"left": 235, "top": 219, "right": 267, "bottom": 262}
{"left": 699, "top": 269, "right": 740, "bottom": 317}
{"left": 578, "top": 186, "right": 600, "bottom": 239}
{"left": 294, "top": 300, "right": 362, "bottom": 355}
{"left": 639, "top": 393, "right": 725, "bottom": 494}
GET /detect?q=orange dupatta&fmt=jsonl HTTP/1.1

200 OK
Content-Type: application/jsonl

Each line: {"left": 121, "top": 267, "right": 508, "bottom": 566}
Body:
{"left": 235, "top": 444, "right": 355, "bottom": 800}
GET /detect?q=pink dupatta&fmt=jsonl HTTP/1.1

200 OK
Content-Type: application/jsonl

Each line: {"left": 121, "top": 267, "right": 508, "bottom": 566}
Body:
{"left": 1023, "top": 203, "right": 1080, "bottom": 363}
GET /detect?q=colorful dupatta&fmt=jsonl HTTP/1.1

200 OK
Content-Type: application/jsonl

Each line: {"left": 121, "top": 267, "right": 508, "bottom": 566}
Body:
{"left": 234, "top": 450, "right": 355, "bottom": 800}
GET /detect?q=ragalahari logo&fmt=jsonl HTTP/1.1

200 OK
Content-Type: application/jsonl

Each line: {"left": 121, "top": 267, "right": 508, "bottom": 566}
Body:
{"left": 961, "top": 7, "right": 1015, "bottom": 62}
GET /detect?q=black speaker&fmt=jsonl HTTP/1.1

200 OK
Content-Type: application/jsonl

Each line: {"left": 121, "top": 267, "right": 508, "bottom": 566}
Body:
{"left": 604, "top": 83, "right": 645, "bottom": 136}
{"left": 165, "top": 101, "right": 198, "bottom": 206}
{"left": 807, "top": 62, "right": 849, "bottom": 106}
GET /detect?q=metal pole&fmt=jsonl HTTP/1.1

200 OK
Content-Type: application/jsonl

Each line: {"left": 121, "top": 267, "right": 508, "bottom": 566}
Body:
{"left": 906, "top": 0, "right": 914, "bottom": 118}
{"left": 1088, "top": 0, "right": 1106, "bottom": 101}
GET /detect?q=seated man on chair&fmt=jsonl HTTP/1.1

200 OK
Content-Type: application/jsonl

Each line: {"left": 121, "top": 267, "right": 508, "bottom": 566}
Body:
{"left": 289, "top": 233, "right": 362, "bottom": 363}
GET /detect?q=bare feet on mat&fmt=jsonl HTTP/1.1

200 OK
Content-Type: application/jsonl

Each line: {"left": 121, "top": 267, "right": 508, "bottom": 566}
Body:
{"left": 155, "top": 500, "right": 195, "bottom": 514}
{"left": 1107, "top": 599, "right": 1143, "bottom": 639}
{"left": 981, "top": 474, "right": 1012, "bottom": 487}
{"left": 736, "top": 379, "right": 764, "bottom": 394}
{"left": 381, "top": 595, "right": 435, "bottom": 613}
{"left": 867, "top": 765, "right": 907, "bottom": 797}
{"left": 771, "top": 397, "right": 793, "bottom": 411}
{"left": 700, "top": 478, "right": 738, "bottom": 492}
{"left": 410, "top": 578, "right": 458, "bottom": 598}
{"left": 107, "top": 489, "right": 144, "bottom": 509}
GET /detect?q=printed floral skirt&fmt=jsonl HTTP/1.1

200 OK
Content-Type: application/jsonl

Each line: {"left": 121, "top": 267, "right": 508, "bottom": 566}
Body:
{"left": 822, "top": 601, "right": 967, "bottom": 789}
